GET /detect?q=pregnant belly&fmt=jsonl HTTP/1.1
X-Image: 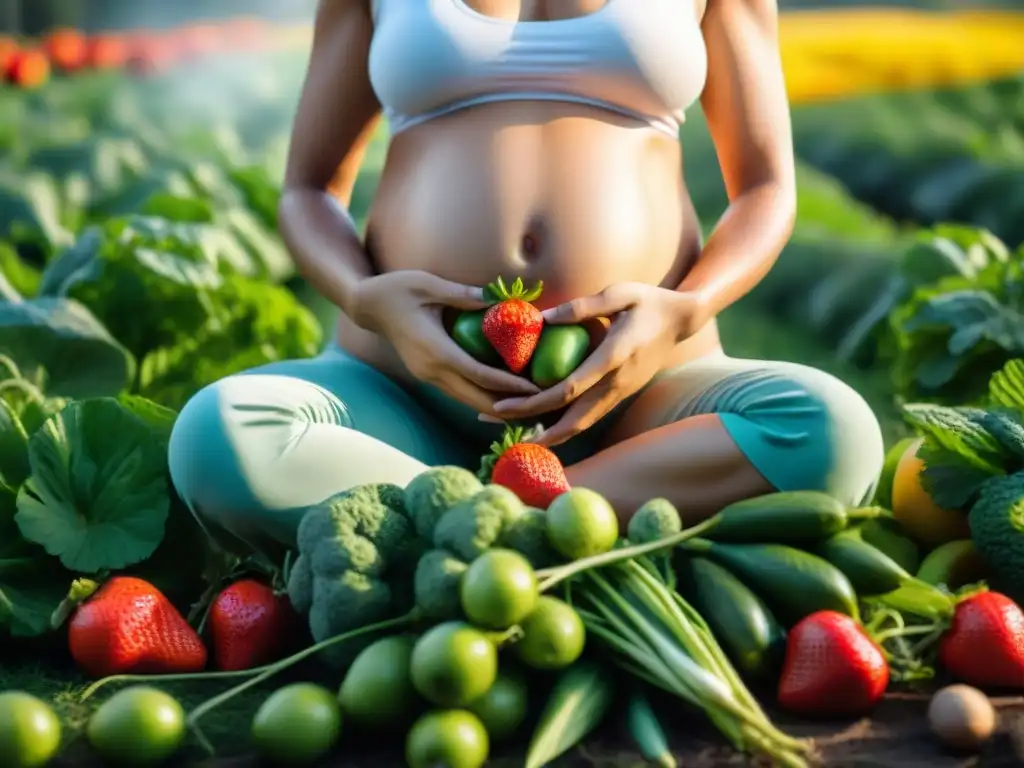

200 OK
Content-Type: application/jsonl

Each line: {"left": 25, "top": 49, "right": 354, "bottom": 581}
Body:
{"left": 339, "top": 104, "right": 714, "bottom": 374}
{"left": 365, "top": 105, "right": 701, "bottom": 308}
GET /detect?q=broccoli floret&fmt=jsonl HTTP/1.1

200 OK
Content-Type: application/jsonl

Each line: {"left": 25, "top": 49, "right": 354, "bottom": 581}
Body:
{"left": 404, "top": 466, "right": 484, "bottom": 540}
{"left": 433, "top": 485, "right": 526, "bottom": 561}
{"left": 969, "top": 473, "right": 1024, "bottom": 593}
{"left": 628, "top": 498, "right": 683, "bottom": 543}
{"left": 414, "top": 549, "right": 469, "bottom": 619}
{"left": 288, "top": 483, "right": 419, "bottom": 668}
{"left": 500, "top": 507, "right": 562, "bottom": 568}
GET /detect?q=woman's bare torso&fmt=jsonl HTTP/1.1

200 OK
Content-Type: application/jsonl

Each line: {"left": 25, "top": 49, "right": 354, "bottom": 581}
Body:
{"left": 336, "top": 2, "right": 720, "bottom": 383}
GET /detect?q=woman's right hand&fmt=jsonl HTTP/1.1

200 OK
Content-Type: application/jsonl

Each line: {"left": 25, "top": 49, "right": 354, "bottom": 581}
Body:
{"left": 350, "top": 270, "right": 541, "bottom": 415}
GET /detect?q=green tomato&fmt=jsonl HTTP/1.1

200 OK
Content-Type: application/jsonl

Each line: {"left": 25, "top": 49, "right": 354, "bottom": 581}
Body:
{"left": 252, "top": 683, "right": 342, "bottom": 765}
{"left": 460, "top": 548, "right": 539, "bottom": 630}
{"left": 546, "top": 488, "right": 620, "bottom": 559}
{"left": 339, "top": 635, "right": 421, "bottom": 729}
{"left": 87, "top": 686, "right": 185, "bottom": 766}
{"left": 530, "top": 324, "right": 590, "bottom": 388}
{"left": 452, "top": 310, "right": 502, "bottom": 366}
{"left": 411, "top": 622, "right": 498, "bottom": 707}
{"left": 0, "top": 691, "right": 62, "bottom": 768}
{"left": 406, "top": 710, "right": 489, "bottom": 768}
{"left": 466, "top": 670, "right": 529, "bottom": 741}
{"left": 515, "top": 596, "right": 587, "bottom": 670}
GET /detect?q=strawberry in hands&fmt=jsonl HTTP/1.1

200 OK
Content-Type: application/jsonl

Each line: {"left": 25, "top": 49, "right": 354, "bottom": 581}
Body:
{"left": 209, "top": 578, "right": 298, "bottom": 671}
{"left": 57, "top": 577, "right": 208, "bottom": 678}
{"left": 482, "top": 276, "right": 544, "bottom": 374}
{"left": 479, "top": 425, "right": 570, "bottom": 509}
{"left": 778, "top": 610, "right": 889, "bottom": 717}
{"left": 939, "top": 591, "right": 1024, "bottom": 689}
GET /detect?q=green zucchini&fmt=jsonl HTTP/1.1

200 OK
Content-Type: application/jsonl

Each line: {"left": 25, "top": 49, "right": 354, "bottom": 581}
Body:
{"left": 682, "top": 538, "right": 860, "bottom": 627}
{"left": 524, "top": 658, "right": 614, "bottom": 768}
{"left": 530, "top": 325, "right": 590, "bottom": 388}
{"left": 625, "top": 691, "right": 676, "bottom": 768}
{"left": 708, "top": 491, "right": 849, "bottom": 545}
{"left": 452, "top": 309, "right": 501, "bottom": 365}
{"left": 677, "top": 556, "right": 785, "bottom": 680}
{"left": 815, "top": 526, "right": 910, "bottom": 596}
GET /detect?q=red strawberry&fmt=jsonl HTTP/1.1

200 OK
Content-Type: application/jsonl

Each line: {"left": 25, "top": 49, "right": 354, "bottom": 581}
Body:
{"left": 482, "top": 276, "right": 544, "bottom": 373}
{"left": 939, "top": 591, "right": 1024, "bottom": 688}
{"left": 481, "top": 426, "right": 570, "bottom": 508}
{"left": 778, "top": 611, "right": 889, "bottom": 717}
{"left": 60, "top": 577, "right": 207, "bottom": 678}
{"left": 209, "top": 579, "right": 298, "bottom": 671}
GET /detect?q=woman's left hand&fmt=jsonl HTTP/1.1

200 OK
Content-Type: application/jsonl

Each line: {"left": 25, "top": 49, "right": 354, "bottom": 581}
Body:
{"left": 491, "top": 283, "right": 706, "bottom": 447}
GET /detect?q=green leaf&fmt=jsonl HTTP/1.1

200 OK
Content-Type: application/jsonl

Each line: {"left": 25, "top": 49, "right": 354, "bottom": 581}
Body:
{"left": 0, "top": 171, "right": 73, "bottom": 254}
{"left": 0, "top": 399, "right": 30, "bottom": 489}
{"left": 116, "top": 394, "right": 177, "bottom": 448}
{"left": 0, "top": 484, "right": 73, "bottom": 637}
{"left": 0, "top": 297, "right": 135, "bottom": 398}
{"left": 989, "top": 359, "right": 1024, "bottom": 414}
{"left": 901, "top": 403, "right": 1007, "bottom": 474}
{"left": 15, "top": 398, "right": 170, "bottom": 573}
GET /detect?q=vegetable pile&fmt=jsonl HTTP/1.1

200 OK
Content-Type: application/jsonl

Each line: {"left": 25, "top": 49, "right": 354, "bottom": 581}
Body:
{"left": 3, "top": 418, "right": 1022, "bottom": 766}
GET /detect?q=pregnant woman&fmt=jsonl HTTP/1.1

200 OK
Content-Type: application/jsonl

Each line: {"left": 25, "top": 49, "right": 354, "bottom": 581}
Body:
{"left": 168, "top": 0, "right": 884, "bottom": 558}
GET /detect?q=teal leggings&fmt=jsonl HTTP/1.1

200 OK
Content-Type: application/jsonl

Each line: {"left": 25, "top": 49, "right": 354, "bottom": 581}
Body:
{"left": 167, "top": 345, "right": 884, "bottom": 558}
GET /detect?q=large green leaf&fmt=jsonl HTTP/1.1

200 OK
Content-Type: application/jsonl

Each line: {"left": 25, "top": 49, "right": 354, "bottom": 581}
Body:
{"left": 15, "top": 398, "right": 170, "bottom": 573}
{"left": 0, "top": 483, "right": 73, "bottom": 637}
{"left": 0, "top": 400, "right": 30, "bottom": 489}
{"left": 0, "top": 297, "right": 135, "bottom": 398}
{"left": 0, "top": 172, "right": 73, "bottom": 253}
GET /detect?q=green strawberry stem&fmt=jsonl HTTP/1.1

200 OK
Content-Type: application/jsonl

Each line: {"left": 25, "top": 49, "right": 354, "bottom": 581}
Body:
{"left": 486, "top": 275, "right": 543, "bottom": 304}
{"left": 50, "top": 577, "right": 103, "bottom": 630}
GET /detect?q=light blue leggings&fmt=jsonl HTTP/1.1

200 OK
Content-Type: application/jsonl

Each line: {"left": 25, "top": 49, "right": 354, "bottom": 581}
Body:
{"left": 167, "top": 344, "right": 884, "bottom": 558}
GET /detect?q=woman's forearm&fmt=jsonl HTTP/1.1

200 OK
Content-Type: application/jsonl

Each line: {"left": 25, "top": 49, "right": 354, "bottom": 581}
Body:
{"left": 277, "top": 188, "right": 375, "bottom": 319}
{"left": 677, "top": 180, "right": 796, "bottom": 327}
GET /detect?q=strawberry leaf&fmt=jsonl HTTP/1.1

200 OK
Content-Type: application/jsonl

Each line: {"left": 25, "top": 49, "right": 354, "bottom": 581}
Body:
{"left": 14, "top": 398, "right": 170, "bottom": 573}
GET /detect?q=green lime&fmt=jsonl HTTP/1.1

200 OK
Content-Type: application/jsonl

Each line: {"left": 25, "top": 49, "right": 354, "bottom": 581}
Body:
{"left": 460, "top": 549, "right": 539, "bottom": 629}
{"left": 252, "top": 683, "right": 342, "bottom": 765}
{"left": 514, "top": 596, "right": 586, "bottom": 670}
{"left": 466, "top": 670, "right": 529, "bottom": 740}
{"left": 406, "top": 710, "right": 489, "bottom": 768}
{"left": 339, "top": 635, "right": 421, "bottom": 730}
{"left": 0, "top": 691, "right": 62, "bottom": 768}
{"left": 546, "top": 488, "right": 620, "bottom": 559}
{"left": 411, "top": 622, "right": 498, "bottom": 707}
{"left": 87, "top": 686, "right": 185, "bottom": 766}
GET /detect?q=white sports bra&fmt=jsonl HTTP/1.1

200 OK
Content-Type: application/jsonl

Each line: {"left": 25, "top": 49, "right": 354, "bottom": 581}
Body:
{"left": 368, "top": 0, "right": 708, "bottom": 139}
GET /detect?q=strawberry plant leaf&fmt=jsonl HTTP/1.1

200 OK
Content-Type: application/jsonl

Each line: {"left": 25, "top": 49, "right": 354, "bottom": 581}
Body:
{"left": 989, "top": 359, "right": 1024, "bottom": 415}
{"left": 14, "top": 398, "right": 170, "bottom": 574}
{"left": 0, "top": 483, "right": 73, "bottom": 637}
{"left": 0, "top": 297, "right": 136, "bottom": 399}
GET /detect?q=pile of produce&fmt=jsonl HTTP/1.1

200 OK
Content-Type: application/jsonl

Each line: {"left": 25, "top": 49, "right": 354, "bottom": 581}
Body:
{"left": 3, "top": 416, "right": 1023, "bottom": 766}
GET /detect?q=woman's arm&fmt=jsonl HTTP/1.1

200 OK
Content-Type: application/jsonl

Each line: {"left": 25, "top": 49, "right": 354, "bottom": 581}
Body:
{"left": 277, "top": 0, "right": 382, "bottom": 319}
{"left": 679, "top": 0, "right": 797, "bottom": 327}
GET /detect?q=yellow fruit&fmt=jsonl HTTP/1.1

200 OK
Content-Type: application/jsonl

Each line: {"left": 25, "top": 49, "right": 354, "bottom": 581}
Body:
{"left": 891, "top": 438, "right": 970, "bottom": 549}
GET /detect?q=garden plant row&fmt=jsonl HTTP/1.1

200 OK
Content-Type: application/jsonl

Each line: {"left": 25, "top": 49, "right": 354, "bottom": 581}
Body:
{"left": 1, "top": 50, "right": 1024, "bottom": 767}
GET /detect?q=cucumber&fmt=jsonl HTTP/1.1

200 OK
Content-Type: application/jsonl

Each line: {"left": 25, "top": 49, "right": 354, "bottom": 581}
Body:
{"left": 815, "top": 526, "right": 909, "bottom": 596}
{"left": 625, "top": 692, "right": 676, "bottom": 768}
{"left": 677, "top": 556, "right": 785, "bottom": 681}
{"left": 683, "top": 539, "right": 860, "bottom": 627}
{"left": 708, "top": 491, "right": 849, "bottom": 545}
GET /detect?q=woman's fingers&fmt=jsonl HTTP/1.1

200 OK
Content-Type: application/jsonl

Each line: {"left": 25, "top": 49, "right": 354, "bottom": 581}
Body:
{"left": 531, "top": 379, "right": 621, "bottom": 447}
{"left": 425, "top": 322, "right": 540, "bottom": 395}
{"left": 492, "top": 335, "right": 628, "bottom": 417}
{"left": 435, "top": 374, "right": 501, "bottom": 417}
{"left": 421, "top": 274, "right": 490, "bottom": 311}
{"left": 541, "top": 284, "right": 637, "bottom": 325}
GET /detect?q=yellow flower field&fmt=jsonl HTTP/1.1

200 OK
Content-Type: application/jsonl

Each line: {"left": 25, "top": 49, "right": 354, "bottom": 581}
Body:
{"left": 780, "top": 9, "right": 1024, "bottom": 103}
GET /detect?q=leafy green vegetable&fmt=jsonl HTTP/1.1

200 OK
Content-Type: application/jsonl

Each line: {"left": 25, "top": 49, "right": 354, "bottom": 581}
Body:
{"left": 15, "top": 398, "right": 170, "bottom": 573}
